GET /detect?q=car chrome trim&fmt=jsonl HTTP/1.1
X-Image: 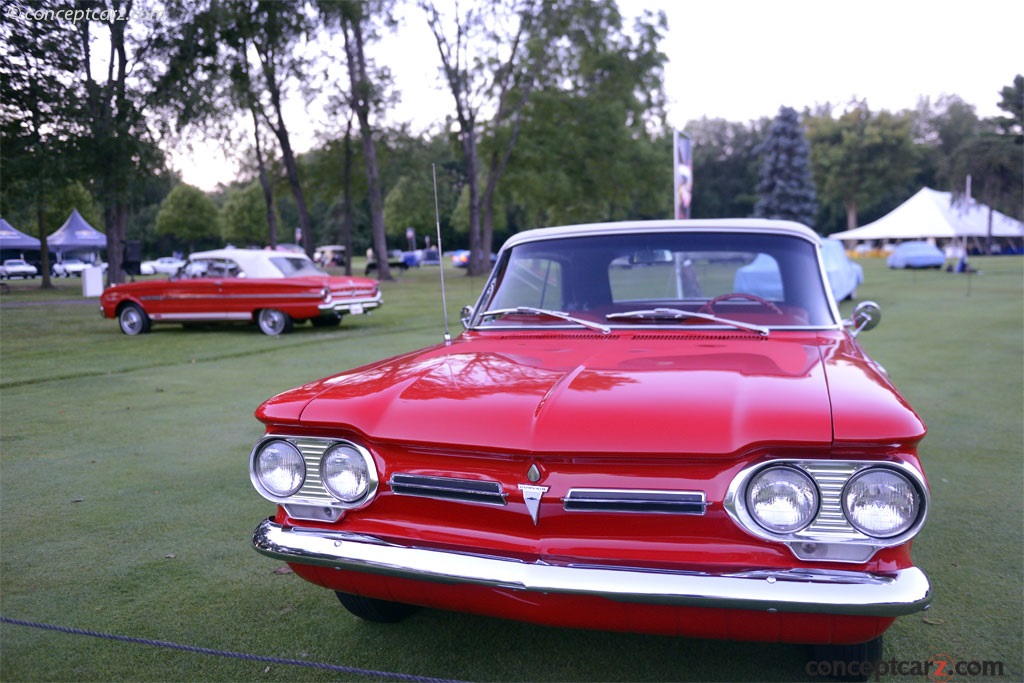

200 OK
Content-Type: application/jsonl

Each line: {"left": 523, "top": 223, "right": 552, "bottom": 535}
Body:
{"left": 252, "top": 518, "right": 931, "bottom": 616}
{"left": 563, "top": 489, "right": 709, "bottom": 515}
{"left": 388, "top": 474, "right": 508, "bottom": 506}
{"left": 249, "top": 436, "right": 378, "bottom": 518}
{"left": 725, "top": 460, "right": 929, "bottom": 562}
{"left": 319, "top": 293, "right": 383, "bottom": 313}
{"left": 151, "top": 312, "right": 251, "bottom": 321}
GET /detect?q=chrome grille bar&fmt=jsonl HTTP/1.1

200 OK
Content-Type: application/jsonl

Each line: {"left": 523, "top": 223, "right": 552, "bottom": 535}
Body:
{"left": 564, "top": 489, "right": 708, "bottom": 515}
{"left": 389, "top": 474, "right": 508, "bottom": 506}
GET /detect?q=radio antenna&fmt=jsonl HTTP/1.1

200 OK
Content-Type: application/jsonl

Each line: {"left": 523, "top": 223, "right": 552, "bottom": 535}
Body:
{"left": 433, "top": 164, "right": 452, "bottom": 345}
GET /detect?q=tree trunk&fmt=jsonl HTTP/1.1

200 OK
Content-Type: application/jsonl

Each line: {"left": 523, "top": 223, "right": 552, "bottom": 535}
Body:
{"left": 344, "top": 15, "right": 391, "bottom": 280}
{"left": 35, "top": 195, "right": 54, "bottom": 289}
{"left": 269, "top": 114, "right": 312, "bottom": 256}
{"left": 260, "top": 56, "right": 313, "bottom": 256}
{"left": 462, "top": 130, "right": 485, "bottom": 276}
{"left": 252, "top": 108, "right": 278, "bottom": 248}
{"left": 844, "top": 200, "right": 859, "bottom": 230}
{"left": 341, "top": 120, "right": 354, "bottom": 276}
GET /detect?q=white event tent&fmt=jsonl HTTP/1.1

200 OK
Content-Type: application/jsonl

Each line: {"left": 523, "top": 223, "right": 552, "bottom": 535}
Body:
{"left": 832, "top": 188, "right": 1024, "bottom": 254}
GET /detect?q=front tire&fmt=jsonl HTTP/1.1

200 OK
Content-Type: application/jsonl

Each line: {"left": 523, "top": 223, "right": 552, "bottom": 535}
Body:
{"left": 257, "top": 308, "right": 293, "bottom": 336}
{"left": 808, "top": 636, "right": 883, "bottom": 682}
{"left": 335, "top": 592, "right": 419, "bottom": 623}
{"left": 118, "top": 303, "right": 151, "bottom": 336}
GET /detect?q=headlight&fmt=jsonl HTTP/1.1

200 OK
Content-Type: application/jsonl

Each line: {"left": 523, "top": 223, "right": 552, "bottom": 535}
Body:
{"left": 321, "top": 443, "right": 374, "bottom": 503}
{"left": 746, "top": 466, "right": 819, "bottom": 533}
{"left": 843, "top": 468, "right": 920, "bottom": 538}
{"left": 253, "top": 439, "right": 305, "bottom": 497}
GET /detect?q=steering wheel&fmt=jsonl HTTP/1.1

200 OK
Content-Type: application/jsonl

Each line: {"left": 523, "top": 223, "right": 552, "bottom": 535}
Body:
{"left": 698, "top": 292, "right": 783, "bottom": 315}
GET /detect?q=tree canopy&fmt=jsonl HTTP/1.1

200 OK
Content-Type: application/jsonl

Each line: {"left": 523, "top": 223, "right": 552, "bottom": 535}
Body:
{"left": 1, "top": 0, "right": 1019, "bottom": 275}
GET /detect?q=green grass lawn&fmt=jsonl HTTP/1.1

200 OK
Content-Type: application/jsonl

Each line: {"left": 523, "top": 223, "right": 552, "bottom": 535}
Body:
{"left": 1, "top": 257, "right": 1021, "bottom": 682}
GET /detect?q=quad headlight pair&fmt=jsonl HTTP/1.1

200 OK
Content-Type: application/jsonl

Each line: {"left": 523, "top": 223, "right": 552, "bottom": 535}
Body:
{"left": 746, "top": 465, "right": 921, "bottom": 538}
{"left": 726, "top": 460, "right": 928, "bottom": 561}
{"left": 250, "top": 437, "right": 377, "bottom": 507}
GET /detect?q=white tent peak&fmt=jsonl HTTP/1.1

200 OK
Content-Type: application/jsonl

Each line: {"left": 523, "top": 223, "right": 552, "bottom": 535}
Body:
{"left": 832, "top": 187, "right": 1024, "bottom": 242}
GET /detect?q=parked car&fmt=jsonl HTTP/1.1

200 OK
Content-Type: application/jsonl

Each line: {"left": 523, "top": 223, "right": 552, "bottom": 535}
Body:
{"left": 101, "top": 248, "right": 382, "bottom": 336}
{"left": 51, "top": 259, "right": 89, "bottom": 278}
{"left": 249, "top": 219, "right": 931, "bottom": 669}
{"left": 886, "top": 241, "right": 946, "bottom": 269}
{"left": 365, "top": 249, "right": 418, "bottom": 275}
{"left": 821, "top": 239, "right": 864, "bottom": 300}
{"left": 140, "top": 256, "right": 186, "bottom": 276}
{"left": 734, "top": 240, "right": 863, "bottom": 303}
{"left": 0, "top": 258, "right": 38, "bottom": 279}
{"left": 451, "top": 249, "right": 497, "bottom": 268}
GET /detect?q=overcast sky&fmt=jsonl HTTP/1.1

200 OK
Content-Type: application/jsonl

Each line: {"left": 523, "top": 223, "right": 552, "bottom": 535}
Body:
{"left": 175, "top": 0, "right": 1023, "bottom": 191}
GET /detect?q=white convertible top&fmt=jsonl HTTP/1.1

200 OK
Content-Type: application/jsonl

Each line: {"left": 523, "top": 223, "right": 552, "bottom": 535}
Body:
{"left": 187, "top": 248, "right": 317, "bottom": 279}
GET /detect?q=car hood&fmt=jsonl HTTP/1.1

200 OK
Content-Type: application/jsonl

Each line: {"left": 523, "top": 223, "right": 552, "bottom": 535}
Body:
{"left": 256, "top": 332, "right": 924, "bottom": 455}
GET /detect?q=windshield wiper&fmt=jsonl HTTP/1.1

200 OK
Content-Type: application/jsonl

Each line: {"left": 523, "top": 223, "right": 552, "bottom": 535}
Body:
{"left": 606, "top": 307, "right": 769, "bottom": 336}
{"left": 480, "top": 306, "right": 611, "bottom": 334}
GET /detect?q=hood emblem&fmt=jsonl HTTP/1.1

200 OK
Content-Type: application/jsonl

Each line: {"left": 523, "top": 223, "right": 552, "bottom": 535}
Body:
{"left": 527, "top": 464, "right": 541, "bottom": 482}
{"left": 518, "top": 484, "right": 548, "bottom": 525}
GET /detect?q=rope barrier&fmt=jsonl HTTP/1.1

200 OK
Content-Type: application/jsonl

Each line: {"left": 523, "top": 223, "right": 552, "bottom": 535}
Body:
{"left": 1, "top": 616, "right": 471, "bottom": 683}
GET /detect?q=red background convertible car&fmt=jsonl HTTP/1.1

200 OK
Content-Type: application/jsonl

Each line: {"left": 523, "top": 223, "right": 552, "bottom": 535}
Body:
{"left": 101, "top": 248, "right": 382, "bottom": 335}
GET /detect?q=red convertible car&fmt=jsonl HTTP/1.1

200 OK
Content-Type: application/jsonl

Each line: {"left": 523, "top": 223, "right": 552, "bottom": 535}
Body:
{"left": 101, "top": 248, "right": 382, "bottom": 335}
{"left": 249, "top": 220, "right": 930, "bottom": 672}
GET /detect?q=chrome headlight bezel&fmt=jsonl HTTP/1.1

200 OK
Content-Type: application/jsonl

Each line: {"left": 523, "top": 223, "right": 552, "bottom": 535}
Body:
{"left": 320, "top": 442, "right": 378, "bottom": 505}
{"left": 725, "top": 459, "right": 929, "bottom": 563}
{"left": 744, "top": 465, "right": 819, "bottom": 534}
{"left": 251, "top": 438, "right": 306, "bottom": 498}
{"left": 842, "top": 468, "right": 923, "bottom": 538}
{"left": 249, "top": 435, "right": 379, "bottom": 521}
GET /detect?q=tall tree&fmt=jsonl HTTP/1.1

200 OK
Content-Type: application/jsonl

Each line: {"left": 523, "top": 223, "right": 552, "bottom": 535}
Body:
{"left": 236, "top": 1, "right": 317, "bottom": 255}
{"left": 806, "top": 101, "right": 918, "bottom": 231}
{"left": 320, "top": 0, "right": 397, "bottom": 279}
{"left": 0, "top": 0, "right": 84, "bottom": 288}
{"left": 75, "top": 0, "right": 168, "bottom": 284}
{"left": 753, "top": 106, "right": 817, "bottom": 226}
{"left": 504, "top": 1, "right": 668, "bottom": 226}
{"left": 422, "top": 0, "right": 544, "bottom": 276}
{"left": 155, "top": 0, "right": 318, "bottom": 254}
{"left": 155, "top": 184, "right": 221, "bottom": 252}
{"left": 948, "top": 75, "right": 1024, "bottom": 247}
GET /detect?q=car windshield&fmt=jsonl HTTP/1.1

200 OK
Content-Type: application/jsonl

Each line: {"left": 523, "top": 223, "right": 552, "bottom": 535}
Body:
{"left": 473, "top": 231, "right": 837, "bottom": 331}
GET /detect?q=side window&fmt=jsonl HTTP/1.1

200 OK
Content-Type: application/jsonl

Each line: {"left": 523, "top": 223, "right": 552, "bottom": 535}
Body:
{"left": 185, "top": 260, "right": 210, "bottom": 278}
{"left": 490, "top": 258, "right": 564, "bottom": 310}
{"left": 205, "top": 259, "right": 240, "bottom": 278}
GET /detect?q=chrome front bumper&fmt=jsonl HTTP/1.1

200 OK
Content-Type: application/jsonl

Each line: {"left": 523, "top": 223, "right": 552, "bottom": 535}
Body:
{"left": 252, "top": 519, "right": 931, "bottom": 617}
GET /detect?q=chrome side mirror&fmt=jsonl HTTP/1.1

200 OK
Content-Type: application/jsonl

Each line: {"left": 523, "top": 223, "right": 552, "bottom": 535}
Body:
{"left": 846, "top": 300, "right": 881, "bottom": 337}
{"left": 460, "top": 305, "right": 475, "bottom": 328}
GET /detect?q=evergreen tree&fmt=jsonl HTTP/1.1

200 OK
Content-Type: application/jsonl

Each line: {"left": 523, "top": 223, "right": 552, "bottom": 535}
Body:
{"left": 754, "top": 106, "right": 817, "bottom": 226}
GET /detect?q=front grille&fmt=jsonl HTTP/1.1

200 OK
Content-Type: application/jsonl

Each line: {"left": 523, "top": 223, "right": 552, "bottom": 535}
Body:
{"left": 291, "top": 437, "right": 342, "bottom": 504}
{"left": 389, "top": 474, "right": 508, "bottom": 506}
{"left": 564, "top": 489, "right": 708, "bottom": 514}
{"left": 802, "top": 461, "right": 862, "bottom": 537}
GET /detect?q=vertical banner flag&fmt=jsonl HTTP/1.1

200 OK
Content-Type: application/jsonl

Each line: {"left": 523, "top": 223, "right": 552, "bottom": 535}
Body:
{"left": 674, "top": 130, "right": 693, "bottom": 219}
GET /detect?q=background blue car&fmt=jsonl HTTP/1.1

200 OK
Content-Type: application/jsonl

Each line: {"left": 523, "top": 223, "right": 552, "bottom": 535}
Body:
{"left": 886, "top": 241, "right": 946, "bottom": 269}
